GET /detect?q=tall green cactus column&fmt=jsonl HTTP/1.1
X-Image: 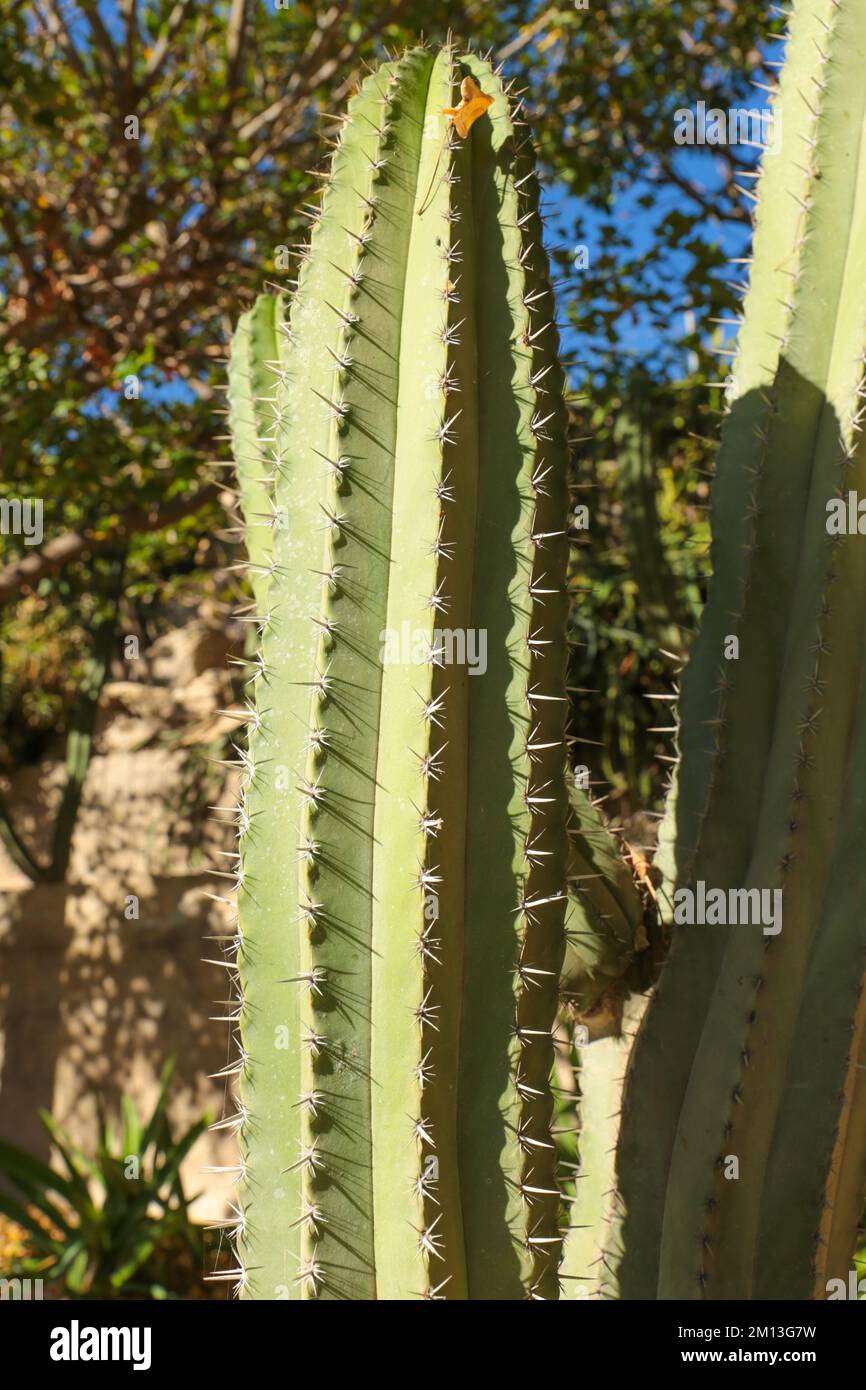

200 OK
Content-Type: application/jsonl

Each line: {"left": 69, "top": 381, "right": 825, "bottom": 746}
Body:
{"left": 563, "top": 0, "right": 866, "bottom": 1301}
{"left": 226, "top": 45, "right": 572, "bottom": 1300}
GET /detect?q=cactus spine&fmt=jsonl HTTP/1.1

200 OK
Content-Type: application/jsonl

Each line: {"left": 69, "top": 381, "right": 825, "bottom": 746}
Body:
{"left": 564, "top": 0, "right": 866, "bottom": 1300}
{"left": 227, "top": 45, "right": 574, "bottom": 1300}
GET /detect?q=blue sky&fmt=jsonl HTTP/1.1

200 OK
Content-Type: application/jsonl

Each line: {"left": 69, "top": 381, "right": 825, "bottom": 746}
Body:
{"left": 78, "top": 0, "right": 769, "bottom": 411}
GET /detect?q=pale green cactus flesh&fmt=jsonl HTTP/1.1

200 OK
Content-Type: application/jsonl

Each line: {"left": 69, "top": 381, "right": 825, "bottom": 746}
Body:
{"left": 227, "top": 45, "right": 573, "bottom": 1301}
{"left": 564, "top": 0, "right": 866, "bottom": 1301}
{"left": 227, "top": 293, "right": 283, "bottom": 619}
{"left": 559, "top": 994, "right": 647, "bottom": 1300}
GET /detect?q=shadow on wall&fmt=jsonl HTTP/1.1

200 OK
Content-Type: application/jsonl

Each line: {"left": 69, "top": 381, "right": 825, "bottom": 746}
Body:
{"left": 0, "top": 609, "right": 247, "bottom": 1220}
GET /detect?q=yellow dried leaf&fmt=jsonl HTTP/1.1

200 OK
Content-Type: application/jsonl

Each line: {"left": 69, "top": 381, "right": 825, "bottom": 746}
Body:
{"left": 442, "top": 76, "right": 493, "bottom": 139}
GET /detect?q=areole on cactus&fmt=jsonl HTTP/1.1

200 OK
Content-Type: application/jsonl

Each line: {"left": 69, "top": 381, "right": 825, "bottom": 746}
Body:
{"left": 224, "top": 1, "right": 866, "bottom": 1302}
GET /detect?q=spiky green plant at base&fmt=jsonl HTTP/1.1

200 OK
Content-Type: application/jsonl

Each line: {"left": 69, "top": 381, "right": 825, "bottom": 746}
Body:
{"left": 563, "top": 0, "right": 866, "bottom": 1301}
{"left": 224, "top": 45, "right": 580, "bottom": 1301}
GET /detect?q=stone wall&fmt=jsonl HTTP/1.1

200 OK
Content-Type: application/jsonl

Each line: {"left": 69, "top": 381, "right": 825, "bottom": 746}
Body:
{"left": 0, "top": 608, "right": 246, "bottom": 1221}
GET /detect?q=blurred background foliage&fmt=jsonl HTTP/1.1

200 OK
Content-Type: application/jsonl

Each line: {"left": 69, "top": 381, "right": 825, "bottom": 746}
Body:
{"left": 0, "top": 0, "right": 785, "bottom": 819}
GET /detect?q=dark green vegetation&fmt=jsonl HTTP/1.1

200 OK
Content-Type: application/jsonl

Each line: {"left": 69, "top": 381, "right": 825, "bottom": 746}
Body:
{"left": 0, "top": 1061, "right": 214, "bottom": 1299}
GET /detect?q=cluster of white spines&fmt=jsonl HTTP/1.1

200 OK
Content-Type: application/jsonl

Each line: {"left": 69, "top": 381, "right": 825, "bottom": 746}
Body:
{"left": 500, "top": 82, "right": 572, "bottom": 1300}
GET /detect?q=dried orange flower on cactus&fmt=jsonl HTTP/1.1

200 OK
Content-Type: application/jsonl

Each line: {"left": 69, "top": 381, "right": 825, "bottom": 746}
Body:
{"left": 442, "top": 76, "right": 493, "bottom": 138}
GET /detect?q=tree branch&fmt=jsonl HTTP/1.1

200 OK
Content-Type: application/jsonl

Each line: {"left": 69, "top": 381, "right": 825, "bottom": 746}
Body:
{"left": 33, "top": 0, "right": 98, "bottom": 91}
{"left": 139, "top": 0, "right": 198, "bottom": 92}
{"left": 78, "top": 0, "right": 123, "bottom": 84}
{"left": 0, "top": 552, "right": 125, "bottom": 884}
{"left": 0, "top": 483, "right": 221, "bottom": 605}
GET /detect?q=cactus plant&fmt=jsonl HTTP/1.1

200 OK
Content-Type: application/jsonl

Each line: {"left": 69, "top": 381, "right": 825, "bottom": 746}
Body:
{"left": 562, "top": 0, "right": 866, "bottom": 1300}
{"left": 223, "top": 43, "right": 588, "bottom": 1301}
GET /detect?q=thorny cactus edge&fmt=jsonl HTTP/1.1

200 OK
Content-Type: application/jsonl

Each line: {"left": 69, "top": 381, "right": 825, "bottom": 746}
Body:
{"left": 562, "top": 0, "right": 866, "bottom": 1301}
{"left": 223, "top": 44, "right": 584, "bottom": 1300}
